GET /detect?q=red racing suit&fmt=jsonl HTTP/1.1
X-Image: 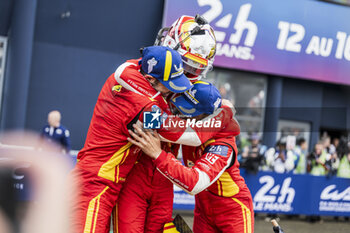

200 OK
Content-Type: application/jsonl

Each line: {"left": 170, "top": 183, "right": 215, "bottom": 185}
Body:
{"left": 114, "top": 142, "right": 180, "bottom": 233}
{"left": 114, "top": 59, "right": 240, "bottom": 233}
{"left": 72, "top": 60, "right": 237, "bottom": 233}
{"left": 71, "top": 74, "right": 156, "bottom": 233}
{"left": 154, "top": 137, "right": 254, "bottom": 233}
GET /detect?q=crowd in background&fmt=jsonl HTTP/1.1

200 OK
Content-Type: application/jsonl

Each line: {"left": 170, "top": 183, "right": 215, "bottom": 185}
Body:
{"left": 237, "top": 133, "right": 350, "bottom": 178}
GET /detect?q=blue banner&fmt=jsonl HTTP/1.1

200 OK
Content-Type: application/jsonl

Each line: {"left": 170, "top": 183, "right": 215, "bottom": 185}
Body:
{"left": 173, "top": 185, "right": 196, "bottom": 210}
{"left": 13, "top": 161, "right": 350, "bottom": 216}
{"left": 163, "top": 0, "right": 350, "bottom": 86}
{"left": 173, "top": 170, "right": 350, "bottom": 216}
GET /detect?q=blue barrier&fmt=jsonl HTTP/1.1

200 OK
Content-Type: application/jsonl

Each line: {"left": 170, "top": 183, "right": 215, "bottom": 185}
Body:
{"left": 12, "top": 160, "right": 349, "bottom": 216}
{"left": 173, "top": 170, "right": 350, "bottom": 216}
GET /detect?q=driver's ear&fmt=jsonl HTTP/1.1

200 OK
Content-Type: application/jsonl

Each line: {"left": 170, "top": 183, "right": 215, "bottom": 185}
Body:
{"left": 145, "top": 75, "right": 155, "bottom": 83}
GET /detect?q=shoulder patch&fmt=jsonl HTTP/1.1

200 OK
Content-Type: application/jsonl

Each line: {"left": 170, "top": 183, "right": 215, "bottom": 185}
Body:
{"left": 56, "top": 128, "right": 62, "bottom": 135}
{"left": 204, "top": 145, "right": 229, "bottom": 157}
{"left": 151, "top": 105, "right": 161, "bottom": 112}
{"left": 112, "top": 85, "right": 122, "bottom": 92}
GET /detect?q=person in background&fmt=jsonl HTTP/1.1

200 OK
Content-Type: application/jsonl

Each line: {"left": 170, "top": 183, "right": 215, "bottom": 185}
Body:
{"left": 334, "top": 137, "right": 350, "bottom": 222}
{"left": 321, "top": 135, "right": 339, "bottom": 176}
{"left": 322, "top": 135, "right": 332, "bottom": 154}
{"left": 307, "top": 143, "right": 328, "bottom": 176}
{"left": 331, "top": 137, "right": 340, "bottom": 154}
{"left": 41, "top": 110, "right": 71, "bottom": 154}
{"left": 337, "top": 151, "right": 350, "bottom": 178}
{"left": 265, "top": 138, "right": 294, "bottom": 173}
{"left": 325, "top": 152, "right": 339, "bottom": 177}
{"left": 293, "top": 138, "right": 308, "bottom": 174}
{"left": 306, "top": 141, "right": 328, "bottom": 223}
{"left": 240, "top": 133, "right": 267, "bottom": 174}
{"left": 337, "top": 137, "right": 350, "bottom": 179}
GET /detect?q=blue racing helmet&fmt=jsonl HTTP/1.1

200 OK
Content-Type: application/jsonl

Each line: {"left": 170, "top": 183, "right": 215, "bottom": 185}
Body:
{"left": 141, "top": 46, "right": 192, "bottom": 93}
{"left": 170, "top": 81, "right": 222, "bottom": 117}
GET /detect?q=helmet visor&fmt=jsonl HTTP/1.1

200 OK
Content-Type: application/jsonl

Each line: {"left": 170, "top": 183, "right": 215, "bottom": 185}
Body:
{"left": 181, "top": 52, "right": 209, "bottom": 76}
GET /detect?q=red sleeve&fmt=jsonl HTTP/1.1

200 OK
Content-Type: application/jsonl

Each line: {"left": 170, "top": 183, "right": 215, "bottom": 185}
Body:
{"left": 153, "top": 141, "right": 235, "bottom": 195}
{"left": 115, "top": 59, "right": 154, "bottom": 96}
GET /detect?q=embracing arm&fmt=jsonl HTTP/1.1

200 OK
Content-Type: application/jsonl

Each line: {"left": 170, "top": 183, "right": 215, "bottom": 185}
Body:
{"left": 127, "top": 124, "right": 236, "bottom": 195}
{"left": 153, "top": 144, "right": 235, "bottom": 195}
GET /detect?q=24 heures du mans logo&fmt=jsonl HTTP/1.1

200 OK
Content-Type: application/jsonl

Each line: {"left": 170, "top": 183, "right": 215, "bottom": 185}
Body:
{"left": 253, "top": 175, "right": 295, "bottom": 212}
{"left": 197, "top": 0, "right": 257, "bottom": 60}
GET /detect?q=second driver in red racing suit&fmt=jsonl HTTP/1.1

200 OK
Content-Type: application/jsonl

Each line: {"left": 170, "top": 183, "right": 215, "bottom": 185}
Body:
{"left": 128, "top": 82, "right": 254, "bottom": 233}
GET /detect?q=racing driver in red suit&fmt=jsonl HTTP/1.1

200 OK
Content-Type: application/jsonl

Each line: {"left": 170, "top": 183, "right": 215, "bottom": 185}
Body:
{"left": 128, "top": 81, "right": 254, "bottom": 233}
{"left": 71, "top": 46, "right": 196, "bottom": 233}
